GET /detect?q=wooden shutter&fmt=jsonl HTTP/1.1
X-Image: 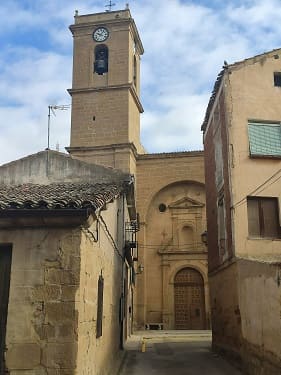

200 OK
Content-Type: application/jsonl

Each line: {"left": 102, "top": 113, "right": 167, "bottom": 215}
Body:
{"left": 247, "top": 199, "right": 260, "bottom": 236}
{"left": 247, "top": 197, "right": 280, "bottom": 238}
{"left": 262, "top": 198, "right": 279, "bottom": 237}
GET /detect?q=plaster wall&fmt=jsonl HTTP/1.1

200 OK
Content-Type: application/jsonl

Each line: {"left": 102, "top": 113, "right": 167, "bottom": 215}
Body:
{"left": 209, "top": 262, "right": 242, "bottom": 360}
{"left": 238, "top": 259, "right": 281, "bottom": 374}
{"left": 203, "top": 50, "right": 281, "bottom": 374}
{"left": 225, "top": 52, "right": 281, "bottom": 258}
{"left": 0, "top": 150, "right": 125, "bottom": 185}
{"left": 76, "top": 199, "right": 125, "bottom": 375}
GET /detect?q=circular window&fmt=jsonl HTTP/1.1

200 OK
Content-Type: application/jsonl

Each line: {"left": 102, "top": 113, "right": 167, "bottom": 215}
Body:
{"left": 158, "top": 203, "right": 167, "bottom": 213}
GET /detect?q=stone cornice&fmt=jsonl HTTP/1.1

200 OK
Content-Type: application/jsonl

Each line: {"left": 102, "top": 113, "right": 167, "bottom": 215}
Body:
{"left": 66, "top": 142, "right": 139, "bottom": 159}
{"left": 137, "top": 150, "right": 204, "bottom": 160}
{"left": 68, "top": 83, "right": 144, "bottom": 113}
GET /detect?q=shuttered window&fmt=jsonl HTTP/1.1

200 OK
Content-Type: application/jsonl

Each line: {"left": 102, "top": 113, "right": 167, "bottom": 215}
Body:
{"left": 247, "top": 197, "right": 280, "bottom": 238}
{"left": 274, "top": 72, "right": 281, "bottom": 87}
{"left": 248, "top": 121, "right": 281, "bottom": 157}
{"left": 96, "top": 274, "right": 104, "bottom": 338}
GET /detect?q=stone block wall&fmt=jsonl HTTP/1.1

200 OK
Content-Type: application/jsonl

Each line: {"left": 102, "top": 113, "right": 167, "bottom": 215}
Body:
{"left": 1, "top": 198, "right": 126, "bottom": 374}
{"left": 238, "top": 259, "right": 281, "bottom": 374}
{"left": 135, "top": 152, "right": 208, "bottom": 329}
{"left": 2, "top": 228, "right": 81, "bottom": 374}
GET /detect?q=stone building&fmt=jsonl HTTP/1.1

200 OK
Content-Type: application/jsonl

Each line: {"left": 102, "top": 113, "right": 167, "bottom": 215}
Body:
{"left": 0, "top": 150, "right": 137, "bottom": 374}
{"left": 0, "top": 6, "right": 209, "bottom": 375}
{"left": 202, "top": 49, "right": 281, "bottom": 374}
{"left": 66, "top": 8, "right": 209, "bottom": 331}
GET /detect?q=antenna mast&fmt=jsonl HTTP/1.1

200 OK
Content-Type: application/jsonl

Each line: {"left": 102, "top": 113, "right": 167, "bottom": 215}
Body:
{"left": 47, "top": 104, "right": 70, "bottom": 150}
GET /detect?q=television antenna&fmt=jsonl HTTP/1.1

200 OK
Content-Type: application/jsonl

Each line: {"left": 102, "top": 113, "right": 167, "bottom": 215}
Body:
{"left": 47, "top": 104, "right": 70, "bottom": 150}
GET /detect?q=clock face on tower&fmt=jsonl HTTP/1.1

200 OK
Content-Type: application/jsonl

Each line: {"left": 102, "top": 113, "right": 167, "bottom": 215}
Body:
{"left": 93, "top": 27, "right": 109, "bottom": 42}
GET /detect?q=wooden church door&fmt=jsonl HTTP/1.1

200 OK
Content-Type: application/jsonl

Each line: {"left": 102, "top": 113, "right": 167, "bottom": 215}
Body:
{"left": 0, "top": 245, "right": 12, "bottom": 374}
{"left": 174, "top": 268, "right": 205, "bottom": 330}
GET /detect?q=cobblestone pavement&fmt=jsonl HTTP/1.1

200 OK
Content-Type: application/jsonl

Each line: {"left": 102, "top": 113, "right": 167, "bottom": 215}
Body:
{"left": 119, "top": 331, "right": 242, "bottom": 375}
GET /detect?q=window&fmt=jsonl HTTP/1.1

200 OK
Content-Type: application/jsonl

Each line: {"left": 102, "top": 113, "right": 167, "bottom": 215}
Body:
{"left": 94, "top": 45, "right": 108, "bottom": 75}
{"left": 133, "top": 55, "right": 137, "bottom": 87}
{"left": 214, "top": 127, "right": 224, "bottom": 188}
{"left": 217, "top": 196, "right": 226, "bottom": 255}
{"left": 248, "top": 121, "right": 281, "bottom": 158}
{"left": 96, "top": 274, "right": 104, "bottom": 338}
{"left": 274, "top": 72, "right": 281, "bottom": 87}
{"left": 158, "top": 203, "right": 167, "bottom": 212}
{"left": 247, "top": 197, "right": 280, "bottom": 238}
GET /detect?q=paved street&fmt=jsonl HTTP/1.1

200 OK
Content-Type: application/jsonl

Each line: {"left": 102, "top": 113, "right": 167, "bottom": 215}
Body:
{"left": 119, "top": 331, "right": 241, "bottom": 375}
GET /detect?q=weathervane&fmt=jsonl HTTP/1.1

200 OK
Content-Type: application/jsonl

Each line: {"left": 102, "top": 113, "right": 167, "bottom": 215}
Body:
{"left": 105, "top": 0, "right": 116, "bottom": 12}
{"left": 47, "top": 104, "right": 70, "bottom": 150}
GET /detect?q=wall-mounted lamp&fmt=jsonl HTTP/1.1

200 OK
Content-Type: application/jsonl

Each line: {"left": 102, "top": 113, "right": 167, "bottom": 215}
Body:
{"left": 135, "top": 264, "right": 144, "bottom": 275}
{"left": 201, "top": 231, "right": 208, "bottom": 246}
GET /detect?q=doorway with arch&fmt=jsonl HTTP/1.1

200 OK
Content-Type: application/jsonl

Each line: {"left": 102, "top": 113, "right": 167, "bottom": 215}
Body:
{"left": 174, "top": 267, "right": 206, "bottom": 330}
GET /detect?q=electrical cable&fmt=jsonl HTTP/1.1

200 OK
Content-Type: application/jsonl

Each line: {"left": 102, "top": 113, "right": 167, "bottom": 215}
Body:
{"left": 232, "top": 168, "right": 281, "bottom": 208}
{"left": 98, "top": 214, "right": 124, "bottom": 260}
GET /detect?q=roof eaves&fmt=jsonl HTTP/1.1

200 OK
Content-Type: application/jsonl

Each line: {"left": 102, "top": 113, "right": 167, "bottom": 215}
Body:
{"left": 0, "top": 183, "right": 123, "bottom": 212}
{"left": 201, "top": 47, "right": 281, "bottom": 133}
{"left": 227, "top": 47, "right": 281, "bottom": 70}
{"left": 201, "top": 68, "right": 225, "bottom": 132}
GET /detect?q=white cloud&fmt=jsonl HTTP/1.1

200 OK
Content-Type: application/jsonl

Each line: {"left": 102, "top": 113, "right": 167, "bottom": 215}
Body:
{"left": 0, "top": 0, "right": 281, "bottom": 165}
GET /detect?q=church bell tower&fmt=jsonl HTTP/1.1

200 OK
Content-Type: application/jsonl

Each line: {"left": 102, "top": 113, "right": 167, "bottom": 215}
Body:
{"left": 67, "top": 8, "right": 144, "bottom": 174}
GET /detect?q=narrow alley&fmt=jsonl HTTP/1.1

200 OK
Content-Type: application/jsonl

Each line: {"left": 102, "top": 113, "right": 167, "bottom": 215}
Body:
{"left": 119, "top": 331, "right": 242, "bottom": 375}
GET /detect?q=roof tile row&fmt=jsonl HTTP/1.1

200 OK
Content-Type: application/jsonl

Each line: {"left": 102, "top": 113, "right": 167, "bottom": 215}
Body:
{"left": 0, "top": 182, "right": 122, "bottom": 211}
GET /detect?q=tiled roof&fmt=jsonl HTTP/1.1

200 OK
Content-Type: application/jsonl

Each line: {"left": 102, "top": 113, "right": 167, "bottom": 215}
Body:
{"left": 0, "top": 182, "right": 122, "bottom": 210}
{"left": 201, "top": 69, "right": 224, "bottom": 131}
{"left": 137, "top": 150, "right": 203, "bottom": 160}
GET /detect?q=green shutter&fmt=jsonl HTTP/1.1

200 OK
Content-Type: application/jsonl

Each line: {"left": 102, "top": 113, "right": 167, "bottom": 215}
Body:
{"left": 248, "top": 122, "right": 281, "bottom": 157}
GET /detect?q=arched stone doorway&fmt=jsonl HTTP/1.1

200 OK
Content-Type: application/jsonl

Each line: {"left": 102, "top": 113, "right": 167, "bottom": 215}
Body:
{"left": 174, "top": 268, "right": 206, "bottom": 330}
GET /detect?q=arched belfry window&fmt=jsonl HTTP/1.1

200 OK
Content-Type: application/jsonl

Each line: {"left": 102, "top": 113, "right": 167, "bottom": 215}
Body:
{"left": 133, "top": 55, "right": 137, "bottom": 86}
{"left": 94, "top": 45, "right": 108, "bottom": 75}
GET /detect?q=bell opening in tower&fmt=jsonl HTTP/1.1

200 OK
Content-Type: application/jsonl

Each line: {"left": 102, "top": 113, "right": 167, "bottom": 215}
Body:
{"left": 94, "top": 45, "right": 109, "bottom": 75}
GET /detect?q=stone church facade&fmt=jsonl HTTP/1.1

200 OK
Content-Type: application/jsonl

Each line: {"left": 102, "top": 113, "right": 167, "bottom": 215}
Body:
{"left": 66, "top": 8, "right": 210, "bottom": 331}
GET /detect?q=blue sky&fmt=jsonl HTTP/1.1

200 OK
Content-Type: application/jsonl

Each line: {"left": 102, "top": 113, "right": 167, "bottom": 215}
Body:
{"left": 1, "top": 0, "right": 281, "bottom": 164}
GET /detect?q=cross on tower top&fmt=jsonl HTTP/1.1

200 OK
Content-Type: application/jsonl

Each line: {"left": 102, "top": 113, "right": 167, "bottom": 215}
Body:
{"left": 105, "top": 0, "right": 116, "bottom": 12}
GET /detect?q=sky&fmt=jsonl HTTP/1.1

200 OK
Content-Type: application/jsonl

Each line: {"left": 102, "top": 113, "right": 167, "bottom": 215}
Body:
{"left": 1, "top": 0, "right": 281, "bottom": 165}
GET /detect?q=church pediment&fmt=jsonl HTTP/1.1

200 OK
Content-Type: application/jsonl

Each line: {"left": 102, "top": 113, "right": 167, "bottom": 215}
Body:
{"left": 168, "top": 197, "right": 204, "bottom": 209}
